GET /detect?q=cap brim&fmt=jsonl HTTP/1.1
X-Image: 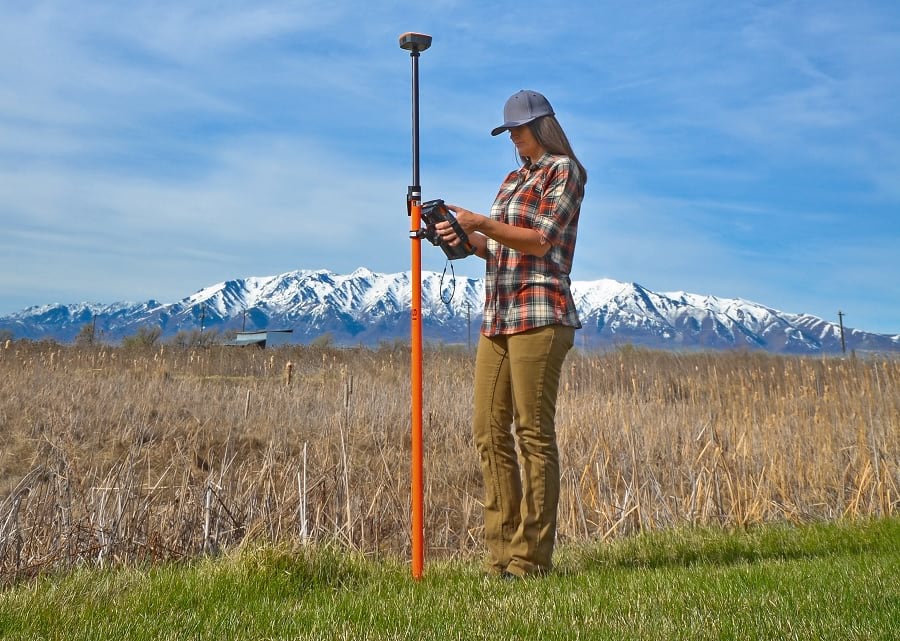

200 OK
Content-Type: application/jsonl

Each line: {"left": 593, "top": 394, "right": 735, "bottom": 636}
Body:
{"left": 491, "top": 120, "right": 528, "bottom": 136}
{"left": 490, "top": 112, "right": 554, "bottom": 136}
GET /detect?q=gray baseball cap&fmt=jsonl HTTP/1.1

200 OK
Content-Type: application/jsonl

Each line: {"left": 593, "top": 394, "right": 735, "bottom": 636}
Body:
{"left": 490, "top": 90, "right": 555, "bottom": 136}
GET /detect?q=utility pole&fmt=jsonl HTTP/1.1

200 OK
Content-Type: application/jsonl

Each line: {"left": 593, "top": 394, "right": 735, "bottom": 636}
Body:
{"left": 837, "top": 310, "right": 846, "bottom": 354}
{"left": 242, "top": 308, "right": 247, "bottom": 332}
{"left": 199, "top": 303, "right": 206, "bottom": 345}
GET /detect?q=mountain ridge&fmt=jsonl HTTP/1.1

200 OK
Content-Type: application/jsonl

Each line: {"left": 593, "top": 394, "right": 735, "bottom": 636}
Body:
{"left": 2, "top": 268, "right": 898, "bottom": 354}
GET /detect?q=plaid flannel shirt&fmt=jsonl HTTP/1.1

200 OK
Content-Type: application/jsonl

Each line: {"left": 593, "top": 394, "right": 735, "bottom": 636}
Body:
{"left": 482, "top": 152, "right": 584, "bottom": 336}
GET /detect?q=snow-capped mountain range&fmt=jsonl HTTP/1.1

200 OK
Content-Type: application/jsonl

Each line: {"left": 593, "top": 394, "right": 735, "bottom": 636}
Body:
{"left": 2, "top": 267, "right": 898, "bottom": 354}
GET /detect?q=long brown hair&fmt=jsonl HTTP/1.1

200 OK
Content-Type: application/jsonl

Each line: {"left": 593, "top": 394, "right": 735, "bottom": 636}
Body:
{"left": 524, "top": 115, "right": 588, "bottom": 184}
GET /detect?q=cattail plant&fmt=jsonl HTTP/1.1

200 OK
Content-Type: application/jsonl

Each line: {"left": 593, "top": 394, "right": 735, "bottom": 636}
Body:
{"left": 0, "top": 342, "right": 896, "bottom": 581}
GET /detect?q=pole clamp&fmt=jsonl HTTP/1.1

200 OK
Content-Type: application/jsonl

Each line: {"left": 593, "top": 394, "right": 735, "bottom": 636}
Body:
{"left": 407, "top": 185, "right": 421, "bottom": 216}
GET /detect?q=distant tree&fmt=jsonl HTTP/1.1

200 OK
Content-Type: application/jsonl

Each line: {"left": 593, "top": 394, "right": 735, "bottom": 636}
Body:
{"left": 167, "top": 328, "right": 221, "bottom": 349}
{"left": 198, "top": 329, "right": 221, "bottom": 347}
{"left": 377, "top": 337, "right": 407, "bottom": 353}
{"left": 310, "top": 332, "right": 334, "bottom": 349}
{"left": 0, "top": 329, "right": 13, "bottom": 343}
{"left": 75, "top": 323, "right": 96, "bottom": 346}
{"left": 168, "top": 330, "right": 193, "bottom": 349}
{"left": 122, "top": 326, "right": 162, "bottom": 349}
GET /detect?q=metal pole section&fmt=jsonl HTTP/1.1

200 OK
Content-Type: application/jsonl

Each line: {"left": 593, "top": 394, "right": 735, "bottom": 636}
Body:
{"left": 466, "top": 301, "right": 471, "bottom": 351}
{"left": 838, "top": 310, "right": 846, "bottom": 354}
{"left": 410, "top": 52, "right": 421, "bottom": 189}
{"left": 399, "top": 31, "right": 431, "bottom": 580}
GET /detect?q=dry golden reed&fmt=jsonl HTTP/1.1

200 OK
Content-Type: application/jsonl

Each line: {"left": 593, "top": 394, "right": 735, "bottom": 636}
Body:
{"left": 0, "top": 341, "right": 897, "bottom": 580}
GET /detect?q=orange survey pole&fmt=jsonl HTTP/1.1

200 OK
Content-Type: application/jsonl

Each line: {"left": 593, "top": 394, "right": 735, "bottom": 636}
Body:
{"left": 399, "top": 31, "right": 431, "bottom": 580}
{"left": 409, "top": 199, "right": 424, "bottom": 581}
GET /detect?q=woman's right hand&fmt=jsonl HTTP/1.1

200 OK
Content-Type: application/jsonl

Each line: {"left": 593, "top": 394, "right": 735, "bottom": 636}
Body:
{"left": 444, "top": 204, "right": 483, "bottom": 238}
{"left": 435, "top": 205, "right": 487, "bottom": 258}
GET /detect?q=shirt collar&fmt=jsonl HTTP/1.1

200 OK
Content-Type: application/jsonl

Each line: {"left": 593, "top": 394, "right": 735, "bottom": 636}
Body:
{"left": 523, "top": 152, "right": 553, "bottom": 171}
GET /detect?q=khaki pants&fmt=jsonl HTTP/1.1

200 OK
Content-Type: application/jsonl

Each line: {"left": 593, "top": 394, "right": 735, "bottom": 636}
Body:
{"left": 473, "top": 324, "right": 575, "bottom": 576}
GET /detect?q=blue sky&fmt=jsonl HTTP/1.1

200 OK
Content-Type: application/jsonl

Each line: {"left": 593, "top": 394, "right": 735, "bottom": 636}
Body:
{"left": 1, "top": 1, "right": 898, "bottom": 334}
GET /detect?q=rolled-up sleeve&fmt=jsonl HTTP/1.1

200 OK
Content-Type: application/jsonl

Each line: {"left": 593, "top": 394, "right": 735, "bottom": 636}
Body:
{"left": 533, "top": 158, "right": 583, "bottom": 246}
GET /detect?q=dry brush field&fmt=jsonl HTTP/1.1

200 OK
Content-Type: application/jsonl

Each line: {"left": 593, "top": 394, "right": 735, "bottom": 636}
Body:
{"left": 0, "top": 340, "right": 897, "bottom": 581}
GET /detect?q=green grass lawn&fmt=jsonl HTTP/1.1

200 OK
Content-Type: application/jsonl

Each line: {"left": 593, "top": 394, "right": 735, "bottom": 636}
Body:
{"left": 2, "top": 518, "right": 898, "bottom": 640}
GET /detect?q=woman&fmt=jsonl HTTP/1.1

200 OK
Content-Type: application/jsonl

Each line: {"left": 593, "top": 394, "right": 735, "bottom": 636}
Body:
{"left": 436, "top": 89, "right": 587, "bottom": 578}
